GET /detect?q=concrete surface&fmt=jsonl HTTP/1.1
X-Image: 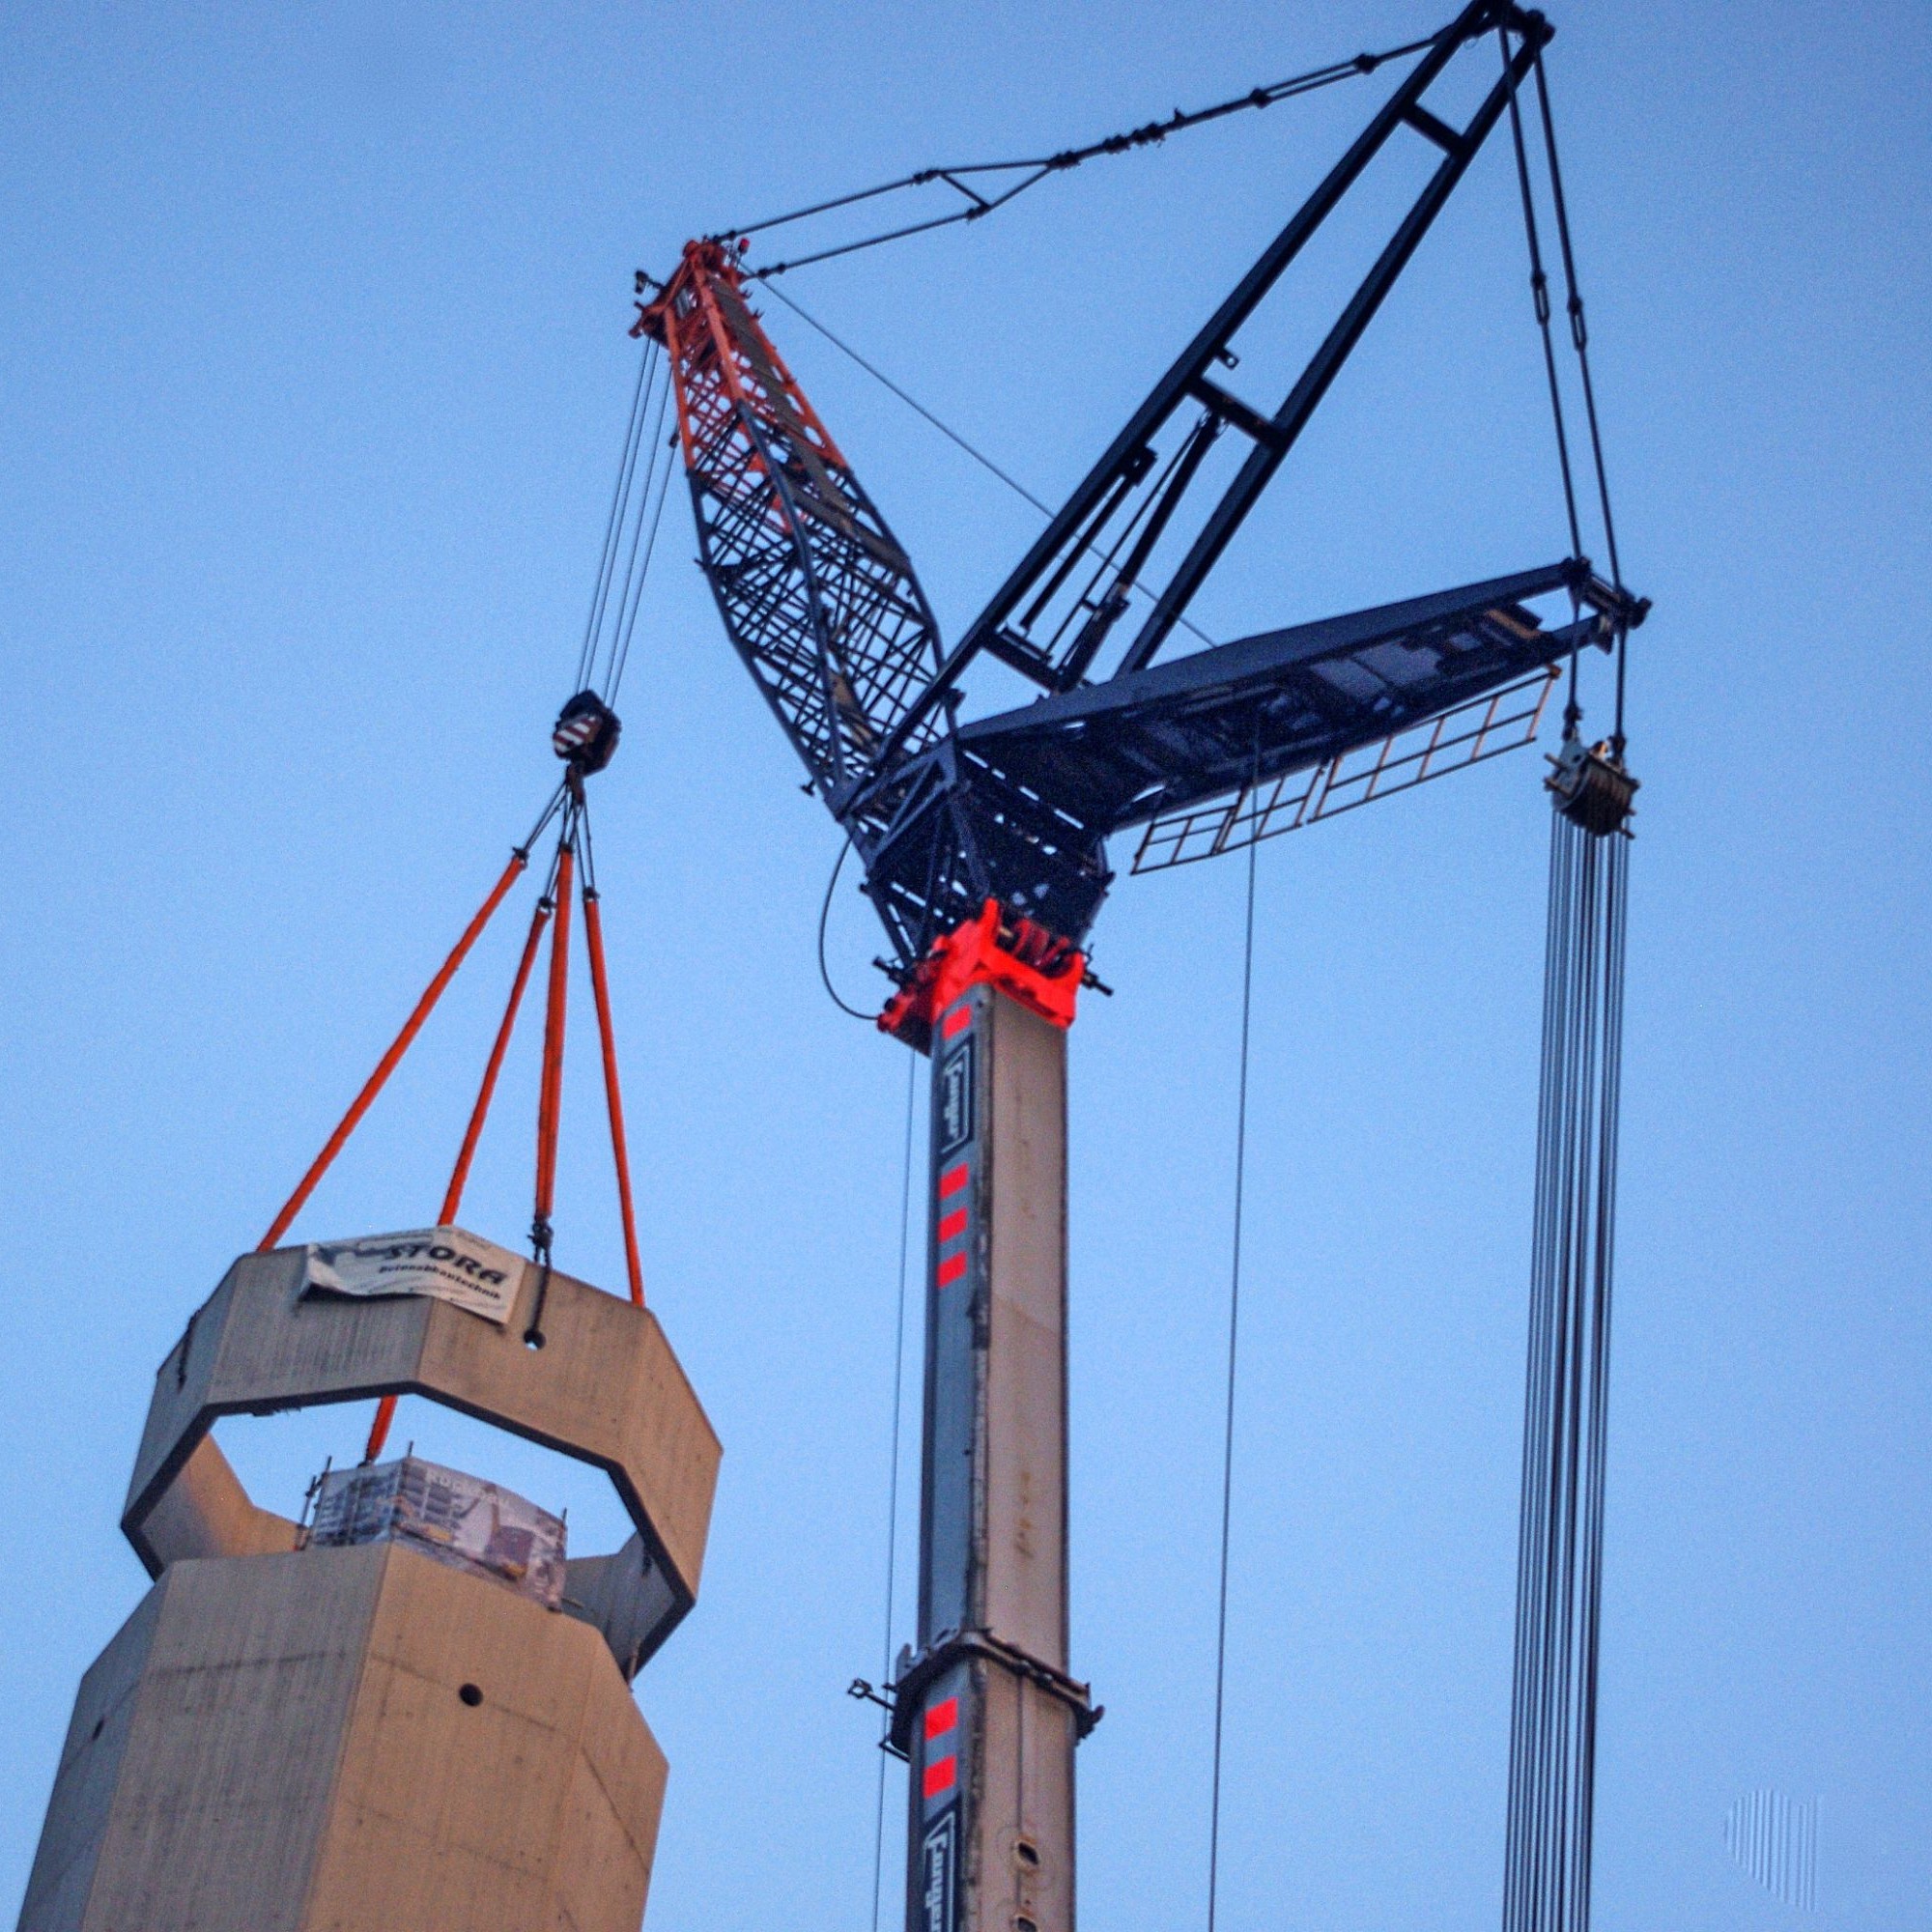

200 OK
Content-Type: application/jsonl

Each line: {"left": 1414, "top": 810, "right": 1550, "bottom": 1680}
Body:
{"left": 18, "top": 1542, "right": 668, "bottom": 1932}
{"left": 125, "top": 1236, "right": 721, "bottom": 1668}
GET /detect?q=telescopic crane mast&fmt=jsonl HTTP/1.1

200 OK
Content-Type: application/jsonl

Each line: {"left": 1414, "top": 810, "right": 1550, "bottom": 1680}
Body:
{"left": 638, "top": 8, "right": 1643, "bottom": 1932}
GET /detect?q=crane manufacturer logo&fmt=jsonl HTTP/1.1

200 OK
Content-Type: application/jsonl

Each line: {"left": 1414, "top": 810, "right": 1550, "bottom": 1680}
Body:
{"left": 937, "top": 1037, "right": 976, "bottom": 1158}
{"left": 919, "top": 1811, "right": 956, "bottom": 1932}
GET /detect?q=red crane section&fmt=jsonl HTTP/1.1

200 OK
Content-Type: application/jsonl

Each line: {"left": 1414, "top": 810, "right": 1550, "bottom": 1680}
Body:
{"left": 636, "top": 242, "right": 945, "bottom": 800}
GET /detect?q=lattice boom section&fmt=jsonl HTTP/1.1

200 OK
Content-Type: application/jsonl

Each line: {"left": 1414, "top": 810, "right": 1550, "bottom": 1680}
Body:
{"left": 645, "top": 242, "right": 943, "bottom": 791}
{"left": 1132, "top": 667, "right": 1559, "bottom": 872}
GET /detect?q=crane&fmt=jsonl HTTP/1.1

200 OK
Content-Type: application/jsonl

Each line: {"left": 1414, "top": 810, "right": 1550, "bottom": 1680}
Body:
{"left": 634, "top": 6, "right": 1644, "bottom": 1930}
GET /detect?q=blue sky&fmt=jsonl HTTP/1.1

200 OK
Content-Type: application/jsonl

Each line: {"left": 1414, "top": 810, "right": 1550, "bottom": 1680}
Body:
{"left": 3, "top": 3, "right": 1928, "bottom": 1927}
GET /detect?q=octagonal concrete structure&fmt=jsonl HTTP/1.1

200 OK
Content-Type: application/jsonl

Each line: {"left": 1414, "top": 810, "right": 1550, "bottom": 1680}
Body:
{"left": 18, "top": 1235, "right": 720, "bottom": 1932}
{"left": 125, "top": 1238, "right": 719, "bottom": 1672}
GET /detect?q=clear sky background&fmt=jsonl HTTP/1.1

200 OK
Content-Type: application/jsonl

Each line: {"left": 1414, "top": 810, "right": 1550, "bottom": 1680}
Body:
{"left": 3, "top": 3, "right": 1927, "bottom": 1927}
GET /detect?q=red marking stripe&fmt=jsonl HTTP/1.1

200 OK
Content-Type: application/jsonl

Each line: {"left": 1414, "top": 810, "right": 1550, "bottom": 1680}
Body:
{"left": 942, "top": 1004, "right": 973, "bottom": 1038}
{"left": 937, "top": 1252, "right": 968, "bottom": 1288}
{"left": 923, "top": 1755, "right": 956, "bottom": 1799}
{"left": 924, "top": 1696, "right": 958, "bottom": 1740}
{"left": 939, "top": 1163, "right": 970, "bottom": 1199}
{"left": 937, "top": 1208, "right": 967, "bottom": 1243}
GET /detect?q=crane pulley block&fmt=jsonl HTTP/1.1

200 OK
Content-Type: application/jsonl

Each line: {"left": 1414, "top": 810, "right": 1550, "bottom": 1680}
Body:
{"left": 1546, "top": 735, "right": 1637, "bottom": 837}
{"left": 553, "top": 689, "right": 623, "bottom": 774}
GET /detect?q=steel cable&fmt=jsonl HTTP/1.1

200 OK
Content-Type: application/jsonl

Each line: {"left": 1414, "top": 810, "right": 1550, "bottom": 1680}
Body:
{"left": 1206, "top": 810, "right": 1260, "bottom": 1932}
{"left": 596, "top": 359, "right": 674, "bottom": 706}
{"left": 1499, "top": 26, "right": 1582, "bottom": 567}
{"left": 580, "top": 341, "right": 659, "bottom": 692}
{"left": 757, "top": 279, "right": 1219, "bottom": 652}
{"left": 1528, "top": 50, "right": 1630, "bottom": 745}
{"left": 869, "top": 1053, "right": 920, "bottom": 1932}
{"left": 1500, "top": 23, "right": 1638, "bottom": 753}
{"left": 605, "top": 395, "right": 676, "bottom": 706}
{"left": 1492, "top": 56, "right": 1640, "bottom": 1923}
{"left": 1502, "top": 799, "right": 1630, "bottom": 1932}
{"left": 714, "top": 35, "right": 1436, "bottom": 278}
{"left": 817, "top": 834, "right": 878, "bottom": 1022}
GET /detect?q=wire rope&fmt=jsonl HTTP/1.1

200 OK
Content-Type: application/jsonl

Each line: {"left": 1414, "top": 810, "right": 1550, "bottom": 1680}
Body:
{"left": 1502, "top": 797, "right": 1630, "bottom": 1932}
{"left": 578, "top": 341, "right": 655, "bottom": 691}
{"left": 1206, "top": 813, "right": 1260, "bottom": 1932}
{"left": 606, "top": 395, "right": 677, "bottom": 706}
{"left": 1527, "top": 50, "right": 1629, "bottom": 746}
{"left": 868, "top": 1053, "right": 920, "bottom": 1932}
{"left": 595, "top": 359, "right": 674, "bottom": 706}
{"left": 1495, "top": 44, "right": 1643, "bottom": 1873}
{"left": 817, "top": 834, "right": 878, "bottom": 1022}
{"left": 572, "top": 328, "right": 677, "bottom": 712}
{"left": 580, "top": 342, "right": 661, "bottom": 693}
{"left": 1499, "top": 34, "right": 1583, "bottom": 552}
{"left": 1498, "top": 23, "right": 1633, "bottom": 748}
{"left": 758, "top": 279, "right": 1219, "bottom": 653}
{"left": 1499, "top": 21, "right": 1590, "bottom": 727}
{"left": 762, "top": 278, "right": 1053, "bottom": 517}
{"left": 715, "top": 35, "right": 1436, "bottom": 278}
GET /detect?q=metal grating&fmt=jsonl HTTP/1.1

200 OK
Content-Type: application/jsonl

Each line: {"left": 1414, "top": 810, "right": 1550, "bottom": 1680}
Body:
{"left": 1132, "top": 665, "right": 1559, "bottom": 872}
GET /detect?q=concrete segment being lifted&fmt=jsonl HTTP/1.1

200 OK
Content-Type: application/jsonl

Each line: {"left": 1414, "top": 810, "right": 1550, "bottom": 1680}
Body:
{"left": 17, "top": 1235, "right": 720, "bottom": 1932}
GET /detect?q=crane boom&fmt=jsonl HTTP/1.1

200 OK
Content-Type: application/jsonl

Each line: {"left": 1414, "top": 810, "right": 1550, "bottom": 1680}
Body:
{"left": 641, "top": 5, "right": 1644, "bottom": 978}
{"left": 638, "top": 242, "right": 946, "bottom": 799}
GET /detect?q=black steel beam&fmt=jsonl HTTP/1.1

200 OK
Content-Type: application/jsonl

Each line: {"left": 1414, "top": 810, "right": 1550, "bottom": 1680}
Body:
{"left": 849, "top": 561, "right": 1623, "bottom": 962}
{"left": 854, "top": 1, "right": 1536, "bottom": 780}
{"left": 967, "top": 560, "right": 1602, "bottom": 831}
{"left": 1116, "top": 21, "right": 1548, "bottom": 670}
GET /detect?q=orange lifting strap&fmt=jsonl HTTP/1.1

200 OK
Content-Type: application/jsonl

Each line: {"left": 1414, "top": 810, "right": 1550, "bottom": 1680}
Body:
{"left": 582, "top": 887, "right": 646, "bottom": 1308}
{"left": 258, "top": 852, "right": 527, "bottom": 1253}
{"left": 533, "top": 843, "right": 575, "bottom": 1242}
{"left": 253, "top": 786, "right": 651, "bottom": 1467}
{"left": 358, "top": 883, "right": 560, "bottom": 1465}
{"left": 441, "top": 895, "right": 555, "bottom": 1229}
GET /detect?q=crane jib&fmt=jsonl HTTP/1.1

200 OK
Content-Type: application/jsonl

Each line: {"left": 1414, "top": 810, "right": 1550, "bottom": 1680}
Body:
{"left": 637, "top": 241, "right": 945, "bottom": 797}
{"left": 642, "top": 2, "right": 1641, "bottom": 989}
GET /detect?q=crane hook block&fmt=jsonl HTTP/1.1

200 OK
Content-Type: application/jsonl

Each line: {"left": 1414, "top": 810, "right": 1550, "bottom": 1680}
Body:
{"left": 1547, "top": 737, "right": 1638, "bottom": 838}
{"left": 553, "top": 690, "right": 622, "bottom": 775}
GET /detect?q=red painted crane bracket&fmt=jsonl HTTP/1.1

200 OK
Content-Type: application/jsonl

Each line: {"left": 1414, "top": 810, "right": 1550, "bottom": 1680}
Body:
{"left": 879, "top": 899, "right": 1084, "bottom": 1051}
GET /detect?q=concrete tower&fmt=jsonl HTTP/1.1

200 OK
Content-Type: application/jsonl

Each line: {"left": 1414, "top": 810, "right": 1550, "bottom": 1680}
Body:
{"left": 17, "top": 1233, "right": 719, "bottom": 1932}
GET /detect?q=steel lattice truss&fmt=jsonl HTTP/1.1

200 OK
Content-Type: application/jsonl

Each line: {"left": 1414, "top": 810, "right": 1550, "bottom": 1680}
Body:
{"left": 644, "top": 243, "right": 945, "bottom": 803}
{"left": 645, "top": 1, "right": 1646, "bottom": 975}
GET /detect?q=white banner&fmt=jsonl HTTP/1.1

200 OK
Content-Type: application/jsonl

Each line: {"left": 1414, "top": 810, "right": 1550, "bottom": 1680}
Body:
{"left": 302, "top": 1227, "right": 524, "bottom": 1326}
